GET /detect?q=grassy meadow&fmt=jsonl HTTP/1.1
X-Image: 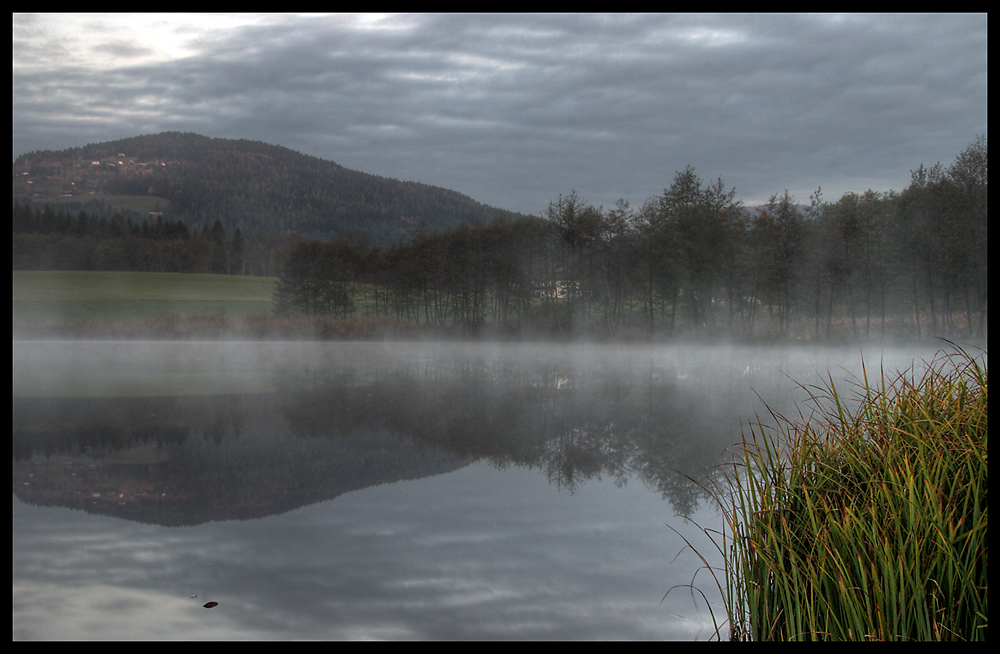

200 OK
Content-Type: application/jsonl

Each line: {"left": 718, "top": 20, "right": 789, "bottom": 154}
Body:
{"left": 13, "top": 270, "right": 277, "bottom": 330}
{"left": 12, "top": 270, "right": 423, "bottom": 340}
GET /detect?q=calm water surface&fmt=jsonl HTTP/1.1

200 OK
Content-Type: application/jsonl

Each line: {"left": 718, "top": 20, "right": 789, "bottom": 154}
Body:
{"left": 13, "top": 340, "right": 945, "bottom": 640}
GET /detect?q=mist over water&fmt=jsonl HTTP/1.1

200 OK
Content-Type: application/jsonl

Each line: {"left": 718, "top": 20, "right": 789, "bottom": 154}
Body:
{"left": 13, "top": 340, "right": 957, "bottom": 640}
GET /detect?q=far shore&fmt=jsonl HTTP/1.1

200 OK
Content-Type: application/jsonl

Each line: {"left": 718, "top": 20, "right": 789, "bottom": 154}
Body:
{"left": 11, "top": 310, "right": 979, "bottom": 349}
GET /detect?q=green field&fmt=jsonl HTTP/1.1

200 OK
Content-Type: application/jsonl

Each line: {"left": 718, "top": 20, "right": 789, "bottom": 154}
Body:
{"left": 13, "top": 271, "right": 278, "bottom": 328}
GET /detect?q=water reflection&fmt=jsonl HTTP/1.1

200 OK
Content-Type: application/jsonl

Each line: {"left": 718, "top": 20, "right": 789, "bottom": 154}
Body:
{"left": 13, "top": 341, "right": 944, "bottom": 640}
{"left": 12, "top": 341, "right": 831, "bottom": 523}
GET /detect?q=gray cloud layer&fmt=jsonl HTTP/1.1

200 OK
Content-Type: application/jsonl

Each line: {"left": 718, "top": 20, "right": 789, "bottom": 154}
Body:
{"left": 13, "top": 13, "right": 987, "bottom": 213}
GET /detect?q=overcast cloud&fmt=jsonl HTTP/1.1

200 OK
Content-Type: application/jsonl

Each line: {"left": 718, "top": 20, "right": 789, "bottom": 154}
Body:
{"left": 13, "top": 13, "right": 987, "bottom": 214}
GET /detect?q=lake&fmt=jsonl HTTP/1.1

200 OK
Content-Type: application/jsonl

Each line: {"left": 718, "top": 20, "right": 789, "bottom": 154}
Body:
{"left": 13, "top": 340, "right": 945, "bottom": 640}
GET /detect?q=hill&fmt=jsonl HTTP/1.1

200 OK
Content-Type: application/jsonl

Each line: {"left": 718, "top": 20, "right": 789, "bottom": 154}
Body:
{"left": 12, "top": 132, "right": 526, "bottom": 245}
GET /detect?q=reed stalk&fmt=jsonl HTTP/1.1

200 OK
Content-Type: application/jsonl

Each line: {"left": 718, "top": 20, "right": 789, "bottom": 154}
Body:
{"left": 683, "top": 345, "right": 987, "bottom": 641}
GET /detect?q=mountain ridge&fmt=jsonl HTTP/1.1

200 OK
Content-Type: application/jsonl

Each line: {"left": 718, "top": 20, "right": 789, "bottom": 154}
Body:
{"left": 13, "top": 132, "right": 527, "bottom": 245}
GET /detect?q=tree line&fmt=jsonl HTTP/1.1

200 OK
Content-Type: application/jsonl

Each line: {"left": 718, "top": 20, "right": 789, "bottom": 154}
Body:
{"left": 12, "top": 202, "right": 288, "bottom": 276}
{"left": 12, "top": 136, "right": 986, "bottom": 341}
{"left": 273, "top": 136, "right": 987, "bottom": 341}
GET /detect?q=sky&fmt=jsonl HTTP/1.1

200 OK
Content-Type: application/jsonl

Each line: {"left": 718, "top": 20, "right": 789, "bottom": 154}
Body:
{"left": 12, "top": 13, "right": 987, "bottom": 215}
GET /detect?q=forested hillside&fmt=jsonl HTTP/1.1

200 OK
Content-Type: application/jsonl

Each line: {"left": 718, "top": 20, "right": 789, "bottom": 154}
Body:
{"left": 12, "top": 132, "right": 524, "bottom": 245}
{"left": 12, "top": 134, "right": 986, "bottom": 342}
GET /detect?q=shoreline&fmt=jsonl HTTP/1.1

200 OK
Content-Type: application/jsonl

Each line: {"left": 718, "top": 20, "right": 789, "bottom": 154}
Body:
{"left": 11, "top": 311, "right": 981, "bottom": 349}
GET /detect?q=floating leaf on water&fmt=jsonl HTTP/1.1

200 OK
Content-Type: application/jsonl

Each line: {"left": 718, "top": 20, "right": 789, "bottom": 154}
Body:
{"left": 203, "top": 601, "right": 218, "bottom": 609}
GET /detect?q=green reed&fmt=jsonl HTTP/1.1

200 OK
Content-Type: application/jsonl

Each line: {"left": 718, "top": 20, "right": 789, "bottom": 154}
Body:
{"left": 686, "top": 345, "right": 987, "bottom": 641}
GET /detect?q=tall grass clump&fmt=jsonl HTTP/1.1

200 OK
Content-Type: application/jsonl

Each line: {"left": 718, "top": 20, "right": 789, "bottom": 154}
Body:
{"left": 710, "top": 346, "right": 987, "bottom": 641}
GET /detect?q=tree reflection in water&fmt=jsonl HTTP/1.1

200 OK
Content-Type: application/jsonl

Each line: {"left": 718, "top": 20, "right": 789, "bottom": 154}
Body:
{"left": 13, "top": 341, "right": 937, "bottom": 526}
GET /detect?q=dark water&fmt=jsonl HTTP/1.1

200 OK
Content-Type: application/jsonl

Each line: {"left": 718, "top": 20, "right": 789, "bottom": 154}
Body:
{"left": 12, "top": 340, "right": 944, "bottom": 640}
